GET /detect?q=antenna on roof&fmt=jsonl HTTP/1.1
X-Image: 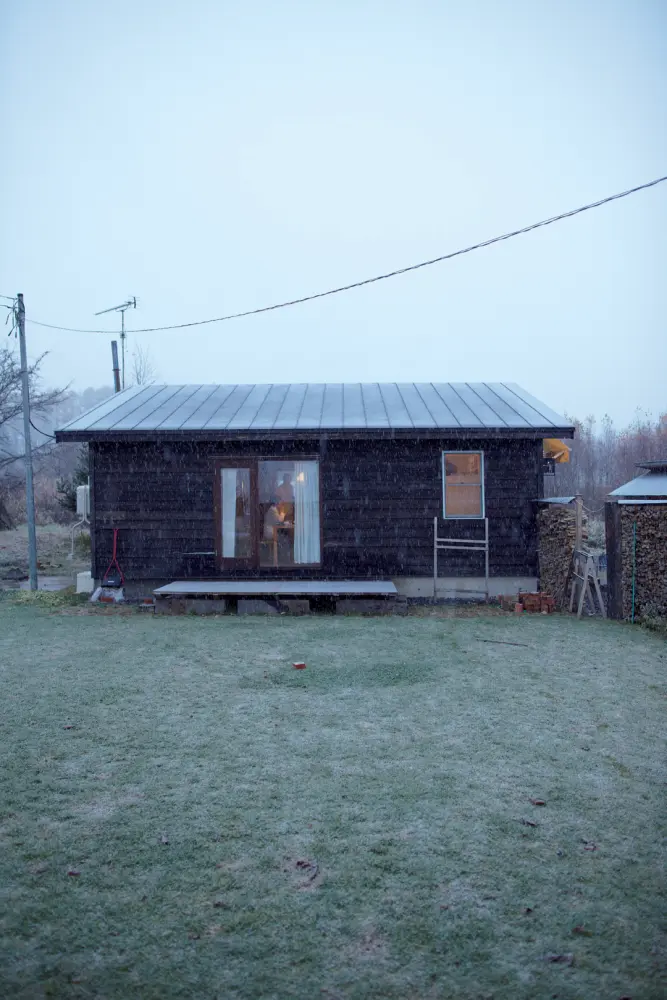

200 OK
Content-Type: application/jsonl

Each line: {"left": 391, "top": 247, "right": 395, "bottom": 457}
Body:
{"left": 94, "top": 298, "right": 137, "bottom": 389}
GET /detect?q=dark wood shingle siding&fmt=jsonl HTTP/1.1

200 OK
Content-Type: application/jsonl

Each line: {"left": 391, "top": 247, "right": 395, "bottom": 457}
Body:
{"left": 90, "top": 437, "right": 541, "bottom": 582}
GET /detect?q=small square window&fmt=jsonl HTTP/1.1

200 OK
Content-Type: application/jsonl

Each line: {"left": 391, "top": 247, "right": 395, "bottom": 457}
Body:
{"left": 442, "top": 452, "right": 484, "bottom": 518}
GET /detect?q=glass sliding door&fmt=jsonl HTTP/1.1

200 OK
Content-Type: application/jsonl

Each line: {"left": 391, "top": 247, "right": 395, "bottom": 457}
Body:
{"left": 216, "top": 458, "right": 320, "bottom": 569}
{"left": 218, "top": 466, "right": 254, "bottom": 564}
{"left": 258, "top": 460, "right": 321, "bottom": 567}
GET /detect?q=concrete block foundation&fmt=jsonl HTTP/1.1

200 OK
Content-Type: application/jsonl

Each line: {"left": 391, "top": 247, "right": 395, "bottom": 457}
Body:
{"left": 336, "top": 598, "right": 407, "bottom": 616}
{"left": 154, "top": 597, "right": 228, "bottom": 615}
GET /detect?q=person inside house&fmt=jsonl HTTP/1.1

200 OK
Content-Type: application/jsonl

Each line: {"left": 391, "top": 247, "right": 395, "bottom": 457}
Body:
{"left": 276, "top": 473, "right": 294, "bottom": 503}
{"left": 263, "top": 497, "right": 284, "bottom": 540}
{"left": 276, "top": 472, "right": 294, "bottom": 523}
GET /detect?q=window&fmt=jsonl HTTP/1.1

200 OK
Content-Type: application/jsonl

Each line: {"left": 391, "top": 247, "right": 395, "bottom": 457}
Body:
{"left": 216, "top": 459, "right": 321, "bottom": 567}
{"left": 220, "top": 467, "right": 253, "bottom": 559}
{"left": 442, "top": 451, "right": 484, "bottom": 518}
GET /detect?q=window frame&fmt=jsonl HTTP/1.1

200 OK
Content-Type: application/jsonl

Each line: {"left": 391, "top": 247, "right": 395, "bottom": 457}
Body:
{"left": 441, "top": 450, "right": 485, "bottom": 520}
{"left": 213, "top": 456, "right": 323, "bottom": 570}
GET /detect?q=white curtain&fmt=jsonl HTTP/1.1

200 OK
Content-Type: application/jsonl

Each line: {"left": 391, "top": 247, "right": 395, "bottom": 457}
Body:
{"left": 221, "top": 469, "right": 237, "bottom": 558}
{"left": 294, "top": 461, "right": 320, "bottom": 564}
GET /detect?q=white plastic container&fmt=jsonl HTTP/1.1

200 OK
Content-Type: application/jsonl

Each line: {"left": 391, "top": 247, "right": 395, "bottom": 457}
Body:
{"left": 76, "top": 570, "right": 94, "bottom": 594}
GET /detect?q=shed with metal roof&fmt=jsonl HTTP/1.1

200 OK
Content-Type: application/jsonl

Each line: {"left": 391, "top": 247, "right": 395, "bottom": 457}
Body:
{"left": 607, "top": 461, "right": 667, "bottom": 502}
{"left": 605, "top": 461, "right": 667, "bottom": 620}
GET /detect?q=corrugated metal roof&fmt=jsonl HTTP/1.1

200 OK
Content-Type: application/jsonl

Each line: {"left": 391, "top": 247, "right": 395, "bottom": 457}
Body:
{"left": 617, "top": 499, "right": 667, "bottom": 505}
{"left": 56, "top": 383, "right": 573, "bottom": 437}
{"left": 636, "top": 460, "right": 667, "bottom": 470}
{"left": 609, "top": 471, "right": 667, "bottom": 498}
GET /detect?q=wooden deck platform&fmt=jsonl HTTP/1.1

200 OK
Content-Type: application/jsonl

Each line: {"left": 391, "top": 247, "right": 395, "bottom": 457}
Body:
{"left": 154, "top": 580, "right": 398, "bottom": 597}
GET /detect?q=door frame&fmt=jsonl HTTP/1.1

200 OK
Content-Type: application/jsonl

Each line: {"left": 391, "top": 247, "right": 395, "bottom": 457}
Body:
{"left": 213, "top": 460, "right": 258, "bottom": 572}
{"left": 213, "top": 456, "right": 323, "bottom": 572}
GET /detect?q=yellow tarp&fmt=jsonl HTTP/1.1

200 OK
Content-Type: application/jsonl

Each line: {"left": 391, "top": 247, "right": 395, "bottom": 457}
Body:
{"left": 543, "top": 438, "right": 570, "bottom": 463}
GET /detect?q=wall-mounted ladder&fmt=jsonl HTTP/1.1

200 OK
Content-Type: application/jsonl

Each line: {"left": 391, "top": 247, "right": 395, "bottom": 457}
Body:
{"left": 433, "top": 516, "right": 489, "bottom": 601}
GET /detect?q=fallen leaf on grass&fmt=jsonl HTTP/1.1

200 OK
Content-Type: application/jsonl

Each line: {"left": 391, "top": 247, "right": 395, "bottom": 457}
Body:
{"left": 529, "top": 798, "right": 546, "bottom": 806}
{"left": 544, "top": 952, "right": 575, "bottom": 966}
{"left": 213, "top": 900, "right": 229, "bottom": 909}
{"left": 521, "top": 818, "right": 539, "bottom": 827}
{"left": 63, "top": 725, "right": 75, "bottom": 730}
{"left": 582, "top": 840, "right": 598, "bottom": 851}
{"left": 67, "top": 869, "right": 80, "bottom": 876}
{"left": 187, "top": 932, "right": 200, "bottom": 940}
{"left": 572, "top": 925, "right": 593, "bottom": 936}
{"left": 284, "top": 856, "right": 321, "bottom": 888}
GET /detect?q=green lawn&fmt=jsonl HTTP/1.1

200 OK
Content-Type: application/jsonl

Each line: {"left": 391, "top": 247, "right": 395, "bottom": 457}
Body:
{"left": 0, "top": 597, "right": 665, "bottom": 999}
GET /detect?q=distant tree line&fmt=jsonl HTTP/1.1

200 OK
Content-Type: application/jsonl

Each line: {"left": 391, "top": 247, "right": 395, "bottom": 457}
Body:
{"left": 549, "top": 411, "right": 667, "bottom": 512}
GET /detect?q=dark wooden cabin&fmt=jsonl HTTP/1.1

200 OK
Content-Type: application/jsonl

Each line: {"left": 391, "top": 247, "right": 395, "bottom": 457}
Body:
{"left": 55, "top": 383, "right": 574, "bottom": 599}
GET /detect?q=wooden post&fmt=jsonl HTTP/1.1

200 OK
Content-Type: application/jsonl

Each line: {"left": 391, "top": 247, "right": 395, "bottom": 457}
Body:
{"left": 111, "top": 341, "right": 121, "bottom": 393}
{"left": 484, "top": 516, "right": 489, "bottom": 602}
{"left": 16, "top": 294, "right": 38, "bottom": 591}
{"left": 574, "top": 495, "right": 583, "bottom": 552}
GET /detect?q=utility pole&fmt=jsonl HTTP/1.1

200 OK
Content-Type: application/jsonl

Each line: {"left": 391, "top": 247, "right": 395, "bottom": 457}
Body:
{"left": 16, "top": 294, "right": 38, "bottom": 591}
{"left": 95, "top": 298, "right": 137, "bottom": 389}
{"left": 111, "top": 340, "right": 121, "bottom": 392}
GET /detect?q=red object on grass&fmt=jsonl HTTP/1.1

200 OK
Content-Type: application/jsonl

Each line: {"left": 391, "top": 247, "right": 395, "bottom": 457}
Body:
{"left": 293, "top": 662, "right": 307, "bottom": 670}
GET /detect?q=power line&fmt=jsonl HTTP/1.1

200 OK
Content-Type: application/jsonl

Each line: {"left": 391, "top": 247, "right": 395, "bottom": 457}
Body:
{"left": 29, "top": 417, "right": 56, "bottom": 440}
{"left": 25, "top": 173, "right": 667, "bottom": 335}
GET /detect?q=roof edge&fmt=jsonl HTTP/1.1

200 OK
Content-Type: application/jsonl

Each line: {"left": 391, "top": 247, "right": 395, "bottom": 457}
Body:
{"left": 56, "top": 425, "right": 576, "bottom": 444}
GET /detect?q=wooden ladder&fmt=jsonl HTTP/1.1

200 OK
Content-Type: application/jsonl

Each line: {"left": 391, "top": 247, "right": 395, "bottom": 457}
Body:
{"left": 569, "top": 548, "right": 606, "bottom": 618}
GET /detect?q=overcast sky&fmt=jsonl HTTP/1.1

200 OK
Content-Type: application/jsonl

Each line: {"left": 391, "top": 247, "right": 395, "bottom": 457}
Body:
{"left": 1, "top": 0, "right": 665, "bottom": 426}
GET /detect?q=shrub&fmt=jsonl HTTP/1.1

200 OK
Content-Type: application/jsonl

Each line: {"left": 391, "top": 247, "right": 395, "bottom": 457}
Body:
{"left": 638, "top": 600, "right": 667, "bottom": 637}
{"left": 56, "top": 444, "right": 89, "bottom": 514}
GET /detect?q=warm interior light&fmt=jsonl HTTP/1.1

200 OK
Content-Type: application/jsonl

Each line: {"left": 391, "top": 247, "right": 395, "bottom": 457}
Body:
{"left": 543, "top": 439, "right": 570, "bottom": 464}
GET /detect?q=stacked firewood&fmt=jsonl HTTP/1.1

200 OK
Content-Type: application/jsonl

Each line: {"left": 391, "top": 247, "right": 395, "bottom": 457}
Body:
{"left": 619, "top": 505, "right": 667, "bottom": 618}
{"left": 537, "top": 505, "right": 586, "bottom": 610}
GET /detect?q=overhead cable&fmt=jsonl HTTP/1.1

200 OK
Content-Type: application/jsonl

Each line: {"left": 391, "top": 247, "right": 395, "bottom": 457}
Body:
{"left": 26, "top": 173, "right": 667, "bottom": 335}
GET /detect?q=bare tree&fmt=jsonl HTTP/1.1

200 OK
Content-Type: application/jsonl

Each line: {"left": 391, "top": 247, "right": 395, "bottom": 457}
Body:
{"left": 0, "top": 347, "right": 67, "bottom": 473}
{"left": 130, "top": 343, "right": 158, "bottom": 386}
{"left": 0, "top": 346, "right": 67, "bottom": 527}
{"left": 553, "top": 409, "right": 667, "bottom": 510}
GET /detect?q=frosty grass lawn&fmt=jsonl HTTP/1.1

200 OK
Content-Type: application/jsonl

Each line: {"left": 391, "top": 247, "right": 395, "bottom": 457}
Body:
{"left": 0, "top": 596, "right": 665, "bottom": 1000}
